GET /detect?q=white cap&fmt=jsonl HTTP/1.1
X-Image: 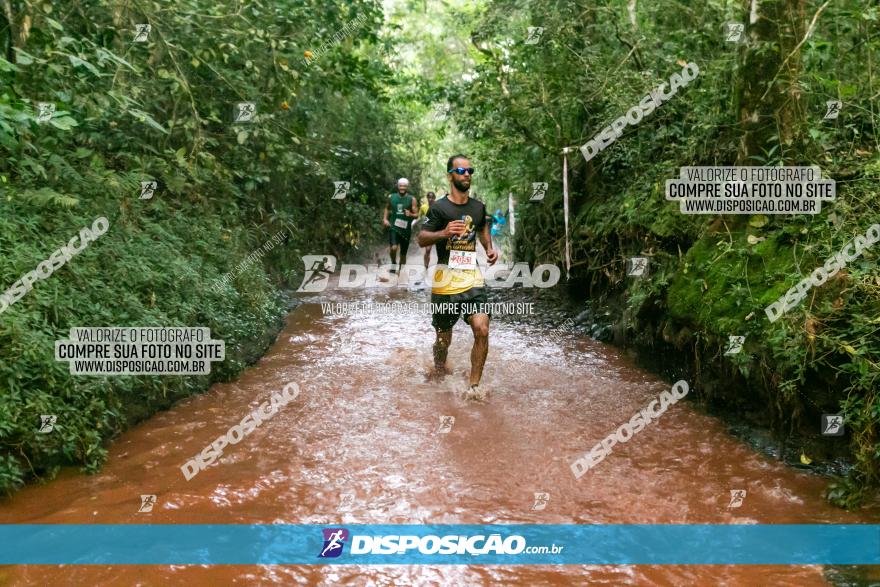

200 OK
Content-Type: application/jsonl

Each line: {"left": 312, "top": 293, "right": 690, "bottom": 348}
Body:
{"left": 397, "top": 177, "right": 409, "bottom": 186}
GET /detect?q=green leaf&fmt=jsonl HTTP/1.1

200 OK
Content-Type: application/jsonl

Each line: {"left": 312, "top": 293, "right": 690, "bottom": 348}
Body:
{"left": 67, "top": 54, "right": 101, "bottom": 76}
{"left": 48, "top": 116, "right": 79, "bottom": 130}
{"left": 237, "top": 131, "right": 249, "bottom": 144}
{"left": 44, "top": 17, "right": 64, "bottom": 31}
{"left": 0, "top": 57, "right": 19, "bottom": 72}
{"left": 127, "top": 108, "right": 169, "bottom": 134}
{"left": 13, "top": 48, "right": 35, "bottom": 65}
{"left": 748, "top": 215, "right": 768, "bottom": 228}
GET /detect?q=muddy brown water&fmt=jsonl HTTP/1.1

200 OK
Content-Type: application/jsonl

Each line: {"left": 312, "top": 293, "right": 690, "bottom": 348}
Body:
{"left": 1, "top": 247, "right": 878, "bottom": 586}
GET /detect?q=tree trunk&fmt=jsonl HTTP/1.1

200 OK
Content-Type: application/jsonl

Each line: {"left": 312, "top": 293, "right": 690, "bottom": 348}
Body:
{"left": 736, "top": 0, "right": 807, "bottom": 165}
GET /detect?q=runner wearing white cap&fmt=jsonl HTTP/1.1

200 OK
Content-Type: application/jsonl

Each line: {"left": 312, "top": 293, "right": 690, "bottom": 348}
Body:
{"left": 382, "top": 178, "right": 418, "bottom": 273}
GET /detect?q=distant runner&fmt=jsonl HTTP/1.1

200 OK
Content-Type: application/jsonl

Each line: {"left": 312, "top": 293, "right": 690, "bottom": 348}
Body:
{"left": 418, "top": 191, "right": 437, "bottom": 269}
{"left": 382, "top": 178, "right": 418, "bottom": 273}
{"left": 417, "top": 154, "right": 498, "bottom": 401}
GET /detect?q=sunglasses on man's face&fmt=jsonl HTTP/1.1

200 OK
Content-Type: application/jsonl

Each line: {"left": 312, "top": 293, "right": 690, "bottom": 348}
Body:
{"left": 448, "top": 167, "right": 475, "bottom": 175}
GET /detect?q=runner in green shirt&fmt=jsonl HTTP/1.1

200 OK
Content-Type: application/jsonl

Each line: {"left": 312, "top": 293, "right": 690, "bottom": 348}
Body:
{"left": 382, "top": 178, "right": 418, "bottom": 273}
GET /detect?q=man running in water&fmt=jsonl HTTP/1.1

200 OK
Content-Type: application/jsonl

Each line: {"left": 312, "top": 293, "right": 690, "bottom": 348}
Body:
{"left": 417, "top": 155, "right": 497, "bottom": 401}
{"left": 382, "top": 178, "right": 418, "bottom": 273}
{"left": 419, "top": 191, "right": 437, "bottom": 269}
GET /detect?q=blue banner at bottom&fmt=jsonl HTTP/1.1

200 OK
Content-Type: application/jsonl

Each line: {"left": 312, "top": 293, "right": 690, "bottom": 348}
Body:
{"left": 0, "top": 524, "right": 877, "bottom": 565}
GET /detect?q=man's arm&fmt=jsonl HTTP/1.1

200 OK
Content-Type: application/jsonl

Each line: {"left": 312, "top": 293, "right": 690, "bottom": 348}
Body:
{"left": 478, "top": 220, "right": 498, "bottom": 265}
{"left": 404, "top": 197, "right": 418, "bottom": 217}
{"left": 418, "top": 227, "right": 450, "bottom": 247}
{"left": 382, "top": 201, "right": 390, "bottom": 227}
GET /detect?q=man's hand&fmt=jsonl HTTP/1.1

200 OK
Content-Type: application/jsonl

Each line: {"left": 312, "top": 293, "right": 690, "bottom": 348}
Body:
{"left": 383, "top": 219, "right": 391, "bottom": 228}
{"left": 444, "top": 220, "right": 467, "bottom": 238}
{"left": 486, "top": 248, "right": 498, "bottom": 265}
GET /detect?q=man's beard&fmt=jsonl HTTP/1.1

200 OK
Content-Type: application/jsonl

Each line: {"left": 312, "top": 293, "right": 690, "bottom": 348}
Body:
{"left": 452, "top": 177, "right": 470, "bottom": 192}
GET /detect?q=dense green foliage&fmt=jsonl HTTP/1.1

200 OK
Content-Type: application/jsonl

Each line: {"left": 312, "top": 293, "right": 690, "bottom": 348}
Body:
{"left": 0, "top": 0, "right": 417, "bottom": 494}
{"left": 448, "top": 0, "right": 879, "bottom": 504}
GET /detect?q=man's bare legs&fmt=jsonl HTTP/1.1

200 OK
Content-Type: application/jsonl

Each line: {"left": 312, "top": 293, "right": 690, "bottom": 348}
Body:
{"left": 430, "top": 329, "right": 452, "bottom": 380}
{"left": 467, "top": 313, "right": 489, "bottom": 387}
{"left": 389, "top": 244, "right": 399, "bottom": 268}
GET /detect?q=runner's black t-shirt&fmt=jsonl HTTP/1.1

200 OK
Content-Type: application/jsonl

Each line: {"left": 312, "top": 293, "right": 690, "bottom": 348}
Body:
{"left": 422, "top": 195, "right": 487, "bottom": 294}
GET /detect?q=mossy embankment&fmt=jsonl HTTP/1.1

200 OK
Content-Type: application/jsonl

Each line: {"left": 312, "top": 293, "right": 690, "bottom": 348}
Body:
{"left": 562, "top": 164, "right": 879, "bottom": 508}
